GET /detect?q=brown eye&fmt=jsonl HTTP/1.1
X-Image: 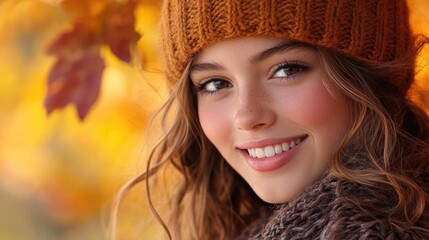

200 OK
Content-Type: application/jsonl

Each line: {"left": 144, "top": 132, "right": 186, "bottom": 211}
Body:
{"left": 196, "top": 78, "right": 232, "bottom": 95}
{"left": 273, "top": 62, "right": 310, "bottom": 79}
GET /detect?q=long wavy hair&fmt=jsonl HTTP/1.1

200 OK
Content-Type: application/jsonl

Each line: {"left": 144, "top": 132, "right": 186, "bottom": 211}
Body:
{"left": 110, "top": 38, "right": 429, "bottom": 239}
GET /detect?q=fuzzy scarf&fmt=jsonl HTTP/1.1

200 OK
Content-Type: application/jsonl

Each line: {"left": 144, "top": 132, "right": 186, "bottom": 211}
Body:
{"left": 240, "top": 174, "right": 429, "bottom": 240}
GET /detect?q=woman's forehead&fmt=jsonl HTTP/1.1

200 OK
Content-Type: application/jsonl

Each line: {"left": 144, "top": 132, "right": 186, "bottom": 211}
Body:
{"left": 193, "top": 37, "right": 316, "bottom": 64}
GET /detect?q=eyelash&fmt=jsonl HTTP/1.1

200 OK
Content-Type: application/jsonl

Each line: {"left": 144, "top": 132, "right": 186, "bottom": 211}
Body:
{"left": 193, "top": 61, "right": 311, "bottom": 96}
{"left": 271, "top": 61, "right": 310, "bottom": 81}
{"left": 194, "top": 77, "right": 231, "bottom": 96}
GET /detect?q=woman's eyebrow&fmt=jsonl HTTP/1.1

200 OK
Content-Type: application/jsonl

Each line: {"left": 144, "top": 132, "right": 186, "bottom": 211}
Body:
{"left": 190, "top": 62, "right": 224, "bottom": 74}
{"left": 250, "top": 41, "right": 311, "bottom": 64}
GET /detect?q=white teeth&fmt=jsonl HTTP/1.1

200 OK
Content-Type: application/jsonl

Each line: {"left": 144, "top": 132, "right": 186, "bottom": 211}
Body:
{"left": 249, "top": 148, "right": 255, "bottom": 157}
{"left": 264, "top": 146, "right": 275, "bottom": 158}
{"left": 255, "top": 148, "right": 265, "bottom": 158}
{"left": 247, "top": 138, "right": 304, "bottom": 158}
{"left": 274, "top": 145, "right": 282, "bottom": 154}
{"left": 282, "top": 142, "right": 289, "bottom": 151}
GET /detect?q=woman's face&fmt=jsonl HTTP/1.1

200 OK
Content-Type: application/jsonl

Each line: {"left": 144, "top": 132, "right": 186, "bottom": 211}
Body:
{"left": 190, "top": 37, "right": 349, "bottom": 203}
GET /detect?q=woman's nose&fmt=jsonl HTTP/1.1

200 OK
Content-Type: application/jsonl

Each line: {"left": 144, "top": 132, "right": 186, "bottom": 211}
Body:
{"left": 233, "top": 86, "right": 276, "bottom": 131}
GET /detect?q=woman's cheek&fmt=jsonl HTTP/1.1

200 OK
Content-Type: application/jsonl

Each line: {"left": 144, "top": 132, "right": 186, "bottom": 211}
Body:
{"left": 279, "top": 81, "right": 342, "bottom": 128}
{"left": 198, "top": 101, "right": 231, "bottom": 147}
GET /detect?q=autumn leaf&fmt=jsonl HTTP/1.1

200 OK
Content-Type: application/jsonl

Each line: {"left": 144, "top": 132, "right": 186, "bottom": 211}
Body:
{"left": 47, "top": 20, "right": 101, "bottom": 57}
{"left": 104, "top": 1, "right": 140, "bottom": 63}
{"left": 45, "top": 46, "right": 105, "bottom": 120}
{"left": 44, "top": 0, "right": 140, "bottom": 120}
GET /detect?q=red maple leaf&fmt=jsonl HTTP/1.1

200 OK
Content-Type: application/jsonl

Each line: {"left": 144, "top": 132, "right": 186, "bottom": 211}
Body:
{"left": 45, "top": 0, "right": 140, "bottom": 120}
{"left": 45, "top": 46, "right": 104, "bottom": 120}
{"left": 104, "top": 1, "right": 140, "bottom": 63}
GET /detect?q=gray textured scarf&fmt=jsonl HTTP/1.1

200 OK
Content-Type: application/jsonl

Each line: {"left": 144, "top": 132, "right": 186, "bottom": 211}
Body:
{"left": 240, "top": 174, "right": 429, "bottom": 240}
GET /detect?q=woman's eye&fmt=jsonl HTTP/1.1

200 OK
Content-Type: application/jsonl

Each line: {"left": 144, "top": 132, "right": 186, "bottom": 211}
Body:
{"left": 195, "top": 78, "right": 232, "bottom": 95}
{"left": 272, "top": 62, "right": 310, "bottom": 79}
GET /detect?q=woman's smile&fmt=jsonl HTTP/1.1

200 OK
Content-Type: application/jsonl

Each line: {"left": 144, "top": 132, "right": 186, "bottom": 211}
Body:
{"left": 241, "top": 135, "right": 307, "bottom": 158}
{"left": 239, "top": 135, "right": 308, "bottom": 172}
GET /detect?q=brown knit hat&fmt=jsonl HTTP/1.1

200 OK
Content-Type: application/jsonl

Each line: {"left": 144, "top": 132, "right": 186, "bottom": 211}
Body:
{"left": 159, "top": 0, "right": 414, "bottom": 86}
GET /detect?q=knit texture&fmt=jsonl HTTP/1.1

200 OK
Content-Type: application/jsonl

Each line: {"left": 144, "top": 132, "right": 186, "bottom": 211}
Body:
{"left": 239, "top": 174, "right": 429, "bottom": 240}
{"left": 159, "top": 0, "right": 413, "bottom": 86}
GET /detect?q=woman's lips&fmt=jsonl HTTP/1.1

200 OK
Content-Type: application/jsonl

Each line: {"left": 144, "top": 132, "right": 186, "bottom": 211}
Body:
{"left": 241, "top": 136, "right": 307, "bottom": 172}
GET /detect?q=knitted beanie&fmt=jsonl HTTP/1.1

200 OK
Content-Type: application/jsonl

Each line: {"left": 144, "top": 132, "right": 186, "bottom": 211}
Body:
{"left": 159, "top": 0, "right": 414, "bottom": 87}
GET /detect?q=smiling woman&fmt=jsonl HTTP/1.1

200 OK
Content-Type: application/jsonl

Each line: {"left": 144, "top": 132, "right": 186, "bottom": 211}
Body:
{"left": 112, "top": 0, "right": 429, "bottom": 239}
{"left": 192, "top": 37, "right": 349, "bottom": 204}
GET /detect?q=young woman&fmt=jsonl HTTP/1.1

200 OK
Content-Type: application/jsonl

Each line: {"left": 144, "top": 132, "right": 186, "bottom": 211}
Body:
{"left": 113, "top": 0, "right": 429, "bottom": 239}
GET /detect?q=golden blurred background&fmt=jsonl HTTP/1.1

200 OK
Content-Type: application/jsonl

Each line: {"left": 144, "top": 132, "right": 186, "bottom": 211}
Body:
{"left": 0, "top": 0, "right": 427, "bottom": 239}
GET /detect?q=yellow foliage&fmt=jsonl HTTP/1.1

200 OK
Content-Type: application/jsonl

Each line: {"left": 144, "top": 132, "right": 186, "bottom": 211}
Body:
{"left": 0, "top": 0, "right": 427, "bottom": 239}
{"left": 0, "top": 0, "right": 163, "bottom": 239}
